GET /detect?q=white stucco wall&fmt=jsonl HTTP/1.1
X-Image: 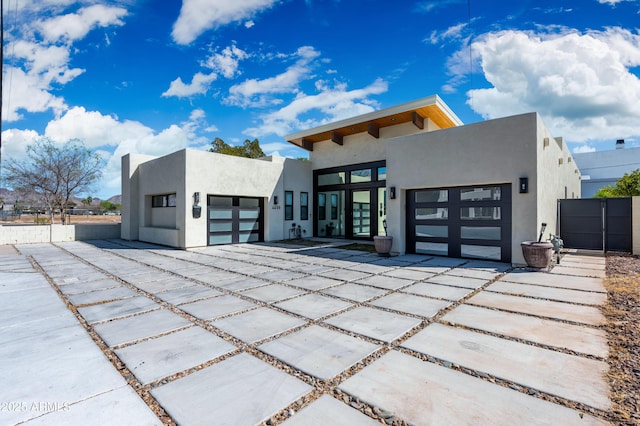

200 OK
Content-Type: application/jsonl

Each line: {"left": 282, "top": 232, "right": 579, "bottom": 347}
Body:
{"left": 281, "top": 158, "right": 314, "bottom": 240}
{"left": 123, "top": 149, "right": 312, "bottom": 249}
{"left": 384, "top": 112, "right": 578, "bottom": 264}
{"left": 310, "top": 121, "right": 436, "bottom": 170}
{"left": 536, "top": 117, "right": 582, "bottom": 246}
{"left": 1, "top": 224, "right": 120, "bottom": 245}
{"left": 121, "top": 153, "right": 155, "bottom": 241}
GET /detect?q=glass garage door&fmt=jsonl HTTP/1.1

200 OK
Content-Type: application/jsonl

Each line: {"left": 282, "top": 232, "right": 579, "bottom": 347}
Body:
{"left": 407, "top": 184, "right": 512, "bottom": 262}
{"left": 207, "top": 196, "right": 263, "bottom": 245}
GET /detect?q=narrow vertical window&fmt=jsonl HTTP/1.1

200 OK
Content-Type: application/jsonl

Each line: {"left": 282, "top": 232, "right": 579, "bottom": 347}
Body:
{"left": 300, "top": 192, "right": 309, "bottom": 220}
{"left": 331, "top": 193, "right": 338, "bottom": 220}
{"left": 318, "top": 194, "right": 326, "bottom": 220}
{"left": 285, "top": 191, "right": 294, "bottom": 220}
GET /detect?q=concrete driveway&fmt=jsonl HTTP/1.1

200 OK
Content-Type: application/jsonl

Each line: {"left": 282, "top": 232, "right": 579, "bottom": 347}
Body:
{"left": 1, "top": 240, "right": 610, "bottom": 425}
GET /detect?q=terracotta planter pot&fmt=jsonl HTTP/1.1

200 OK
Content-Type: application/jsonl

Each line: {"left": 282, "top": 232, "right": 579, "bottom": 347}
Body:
{"left": 374, "top": 236, "right": 393, "bottom": 257}
{"left": 521, "top": 241, "right": 553, "bottom": 269}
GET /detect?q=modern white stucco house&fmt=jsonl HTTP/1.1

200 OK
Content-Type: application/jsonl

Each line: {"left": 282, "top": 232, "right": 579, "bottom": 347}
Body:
{"left": 121, "top": 95, "right": 580, "bottom": 265}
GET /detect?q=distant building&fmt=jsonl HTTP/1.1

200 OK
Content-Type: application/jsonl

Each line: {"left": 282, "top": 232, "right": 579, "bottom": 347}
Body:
{"left": 573, "top": 140, "right": 640, "bottom": 198}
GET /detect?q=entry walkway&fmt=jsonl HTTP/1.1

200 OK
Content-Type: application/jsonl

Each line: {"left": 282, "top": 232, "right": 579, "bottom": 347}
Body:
{"left": 1, "top": 241, "right": 610, "bottom": 425}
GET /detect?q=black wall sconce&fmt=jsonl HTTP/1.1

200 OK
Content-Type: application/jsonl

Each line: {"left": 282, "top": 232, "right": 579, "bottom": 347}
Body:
{"left": 389, "top": 186, "right": 396, "bottom": 199}
{"left": 192, "top": 192, "right": 201, "bottom": 218}
{"left": 519, "top": 177, "right": 528, "bottom": 194}
{"left": 273, "top": 195, "right": 278, "bottom": 205}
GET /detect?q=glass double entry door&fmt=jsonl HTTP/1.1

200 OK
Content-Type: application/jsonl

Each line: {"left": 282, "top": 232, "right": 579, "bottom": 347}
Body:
{"left": 317, "top": 188, "right": 387, "bottom": 239}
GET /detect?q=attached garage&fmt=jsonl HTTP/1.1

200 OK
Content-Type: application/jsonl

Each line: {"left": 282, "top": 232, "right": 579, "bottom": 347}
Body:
{"left": 407, "top": 184, "right": 512, "bottom": 263}
{"left": 207, "top": 195, "right": 264, "bottom": 245}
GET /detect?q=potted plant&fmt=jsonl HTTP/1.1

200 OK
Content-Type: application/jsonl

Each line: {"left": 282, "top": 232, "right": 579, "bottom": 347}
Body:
{"left": 521, "top": 223, "right": 554, "bottom": 269}
{"left": 374, "top": 219, "right": 393, "bottom": 257}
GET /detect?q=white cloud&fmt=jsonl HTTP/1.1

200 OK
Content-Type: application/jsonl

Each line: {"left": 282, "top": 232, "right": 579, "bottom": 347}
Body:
{"left": 2, "top": 3, "right": 128, "bottom": 122}
{"left": 162, "top": 72, "right": 218, "bottom": 98}
{"left": 245, "top": 20, "right": 255, "bottom": 28}
{"left": 244, "top": 78, "right": 388, "bottom": 138}
{"left": 225, "top": 46, "right": 321, "bottom": 107}
{"left": 415, "top": 0, "right": 466, "bottom": 13}
{"left": 573, "top": 144, "right": 597, "bottom": 154}
{"left": 172, "top": 0, "right": 279, "bottom": 45}
{"left": 202, "top": 44, "right": 249, "bottom": 78}
{"left": 36, "top": 5, "right": 127, "bottom": 43}
{"left": 1, "top": 67, "right": 70, "bottom": 121}
{"left": 449, "top": 28, "right": 640, "bottom": 143}
{"left": 2, "top": 107, "right": 216, "bottom": 198}
{"left": 426, "top": 22, "right": 468, "bottom": 45}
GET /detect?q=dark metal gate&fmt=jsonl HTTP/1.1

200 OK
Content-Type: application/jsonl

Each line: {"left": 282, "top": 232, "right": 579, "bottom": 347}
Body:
{"left": 558, "top": 198, "right": 631, "bottom": 252}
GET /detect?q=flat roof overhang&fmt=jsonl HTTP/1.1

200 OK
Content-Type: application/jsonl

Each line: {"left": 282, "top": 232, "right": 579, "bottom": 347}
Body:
{"left": 285, "top": 95, "right": 463, "bottom": 151}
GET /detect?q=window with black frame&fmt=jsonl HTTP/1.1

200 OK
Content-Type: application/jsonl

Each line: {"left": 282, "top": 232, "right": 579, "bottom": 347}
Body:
{"left": 318, "top": 193, "right": 326, "bottom": 220}
{"left": 300, "top": 192, "right": 309, "bottom": 220}
{"left": 285, "top": 191, "right": 294, "bottom": 220}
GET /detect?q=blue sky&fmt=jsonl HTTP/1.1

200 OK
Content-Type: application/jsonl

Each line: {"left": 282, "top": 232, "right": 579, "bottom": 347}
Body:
{"left": 2, "top": 0, "right": 640, "bottom": 199}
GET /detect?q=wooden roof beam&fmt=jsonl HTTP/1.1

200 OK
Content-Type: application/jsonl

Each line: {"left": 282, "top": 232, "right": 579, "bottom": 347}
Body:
{"left": 412, "top": 112, "right": 424, "bottom": 129}
{"left": 367, "top": 123, "right": 379, "bottom": 139}
{"left": 331, "top": 131, "right": 343, "bottom": 145}
{"left": 301, "top": 138, "right": 313, "bottom": 151}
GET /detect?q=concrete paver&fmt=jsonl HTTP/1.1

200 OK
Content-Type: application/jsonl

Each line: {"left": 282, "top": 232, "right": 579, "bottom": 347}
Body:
{"left": 115, "top": 326, "right": 236, "bottom": 384}
{"left": 77, "top": 296, "right": 161, "bottom": 324}
{"left": 286, "top": 275, "right": 343, "bottom": 290}
{"left": 340, "top": 350, "right": 606, "bottom": 426}
{"left": 239, "top": 283, "right": 307, "bottom": 303}
{"left": 1, "top": 241, "right": 612, "bottom": 424}
{"left": 402, "top": 281, "right": 474, "bottom": 300}
{"left": 354, "top": 274, "right": 414, "bottom": 290}
{"left": 258, "top": 325, "right": 380, "bottom": 379}
{"left": 370, "top": 292, "right": 451, "bottom": 318}
{"left": 486, "top": 280, "right": 607, "bottom": 305}
{"left": 179, "top": 294, "right": 256, "bottom": 320}
{"left": 0, "top": 253, "right": 160, "bottom": 425}
{"left": 211, "top": 307, "right": 306, "bottom": 343}
{"left": 281, "top": 394, "right": 379, "bottom": 425}
{"left": 151, "top": 353, "right": 311, "bottom": 425}
{"left": 467, "top": 291, "right": 605, "bottom": 325}
{"left": 57, "top": 278, "right": 121, "bottom": 295}
{"left": 325, "top": 306, "right": 421, "bottom": 343}
{"left": 275, "top": 293, "right": 353, "bottom": 319}
{"left": 402, "top": 323, "right": 610, "bottom": 410}
{"left": 427, "top": 273, "right": 489, "bottom": 289}
{"left": 66, "top": 285, "right": 137, "bottom": 306}
{"left": 320, "top": 282, "right": 388, "bottom": 302}
{"left": 93, "top": 309, "right": 192, "bottom": 347}
{"left": 499, "top": 270, "right": 605, "bottom": 292}
{"left": 441, "top": 304, "right": 609, "bottom": 358}
{"left": 154, "top": 284, "right": 220, "bottom": 304}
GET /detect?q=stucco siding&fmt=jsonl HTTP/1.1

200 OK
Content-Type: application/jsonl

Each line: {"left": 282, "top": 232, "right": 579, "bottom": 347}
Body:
{"left": 310, "top": 121, "right": 436, "bottom": 171}
{"left": 386, "top": 113, "right": 541, "bottom": 264}
{"left": 536, "top": 115, "right": 581, "bottom": 248}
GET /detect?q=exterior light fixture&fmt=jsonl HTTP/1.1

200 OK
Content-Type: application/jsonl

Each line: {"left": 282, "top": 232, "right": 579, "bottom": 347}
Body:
{"left": 519, "top": 177, "right": 528, "bottom": 194}
{"left": 274, "top": 195, "right": 278, "bottom": 205}
{"left": 192, "top": 192, "right": 202, "bottom": 218}
{"left": 389, "top": 187, "right": 396, "bottom": 199}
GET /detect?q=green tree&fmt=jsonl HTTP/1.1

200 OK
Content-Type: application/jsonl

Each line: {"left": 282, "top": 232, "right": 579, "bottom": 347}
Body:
{"left": 81, "top": 196, "right": 93, "bottom": 208}
{"left": 4, "top": 138, "right": 103, "bottom": 224}
{"left": 209, "top": 137, "right": 265, "bottom": 158}
{"left": 594, "top": 169, "right": 640, "bottom": 198}
{"left": 100, "top": 200, "right": 121, "bottom": 213}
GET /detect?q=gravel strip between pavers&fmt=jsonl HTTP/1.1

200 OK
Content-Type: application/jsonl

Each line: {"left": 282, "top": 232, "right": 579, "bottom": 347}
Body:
{"left": 21, "top": 240, "right": 618, "bottom": 425}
